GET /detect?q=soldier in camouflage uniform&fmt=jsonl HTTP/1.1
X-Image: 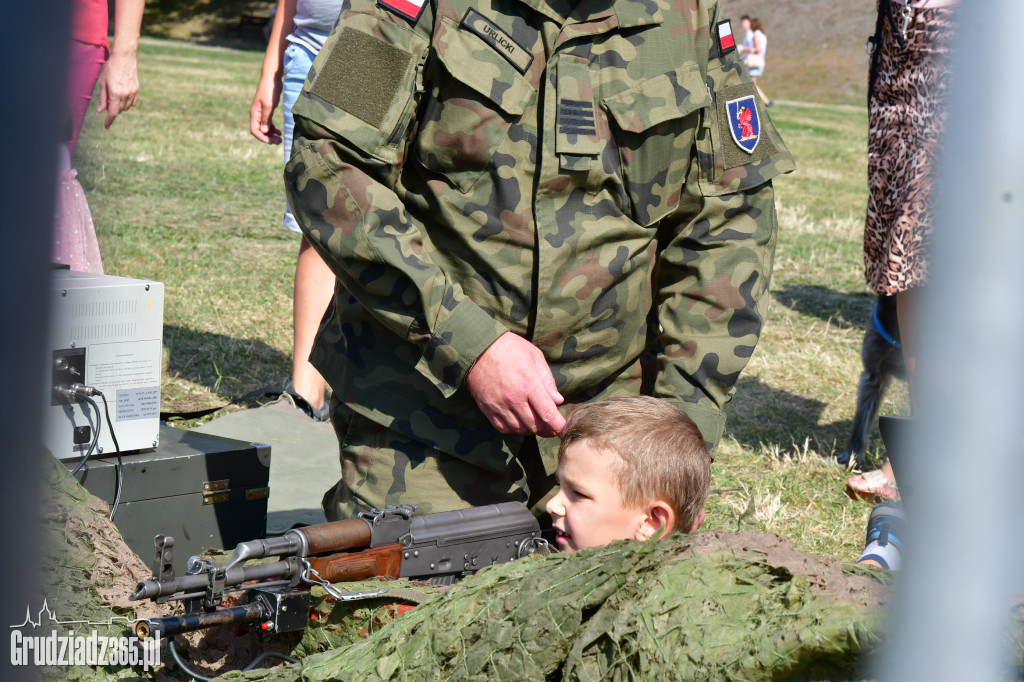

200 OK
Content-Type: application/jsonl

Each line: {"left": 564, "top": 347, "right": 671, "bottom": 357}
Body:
{"left": 285, "top": 0, "right": 795, "bottom": 520}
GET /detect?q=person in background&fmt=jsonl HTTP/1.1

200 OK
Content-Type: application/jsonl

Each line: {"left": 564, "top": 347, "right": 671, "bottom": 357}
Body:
{"left": 249, "top": 0, "right": 346, "bottom": 421}
{"left": 738, "top": 15, "right": 754, "bottom": 63}
{"left": 53, "top": 115, "right": 103, "bottom": 273}
{"left": 856, "top": 502, "right": 905, "bottom": 570}
{"left": 847, "top": 0, "right": 958, "bottom": 500}
{"left": 61, "top": 0, "right": 145, "bottom": 271}
{"left": 744, "top": 18, "right": 772, "bottom": 107}
{"left": 67, "top": 0, "right": 146, "bottom": 156}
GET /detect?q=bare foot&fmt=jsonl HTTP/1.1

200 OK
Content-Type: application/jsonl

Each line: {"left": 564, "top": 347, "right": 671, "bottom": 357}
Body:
{"left": 847, "top": 463, "right": 899, "bottom": 502}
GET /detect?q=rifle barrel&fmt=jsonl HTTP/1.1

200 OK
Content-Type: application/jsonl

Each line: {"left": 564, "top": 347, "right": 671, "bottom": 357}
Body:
{"left": 129, "top": 559, "right": 296, "bottom": 601}
{"left": 135, "top": 603, "right": 266, "bottom": 639}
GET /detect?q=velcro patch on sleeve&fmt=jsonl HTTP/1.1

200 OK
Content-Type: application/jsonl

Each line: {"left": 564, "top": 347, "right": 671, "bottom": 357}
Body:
{"left": 717, "top": 83, "right": 778, "bottom": 169}
{"left": 308, "top": 27, "right": 414, "bottom": 129}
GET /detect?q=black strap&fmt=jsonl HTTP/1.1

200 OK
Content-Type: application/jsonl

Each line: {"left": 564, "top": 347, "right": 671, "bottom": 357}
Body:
{"left": 868, "top": 2, "right": 886, "bottom": 103}
{"left": 868, "top": 0, "right": 912, "bottom": 104}
{"left": 159, "top": 386, "right": 291, "bottom": 421}
{"left": 884, "top": 0, "right": 912, "bottom": 52}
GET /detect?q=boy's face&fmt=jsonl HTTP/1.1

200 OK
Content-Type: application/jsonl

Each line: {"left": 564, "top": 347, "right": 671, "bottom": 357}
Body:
{"left": 545, "top": 440, "right": 648, "bottom": 552}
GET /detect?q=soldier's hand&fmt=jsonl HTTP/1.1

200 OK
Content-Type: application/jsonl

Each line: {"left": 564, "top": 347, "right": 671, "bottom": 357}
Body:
{"left": 466, "top": 332, "right": 566, "bottom": 437}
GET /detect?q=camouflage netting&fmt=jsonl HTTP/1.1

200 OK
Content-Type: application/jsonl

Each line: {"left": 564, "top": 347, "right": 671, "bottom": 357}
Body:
{"left": 37, "top": 457, "right": 174, "bottom": 680}
{"left": 41, "top": 457, "right": 1024, "bottom": 681}
{"left": 220, "top": 536, "right": 891, "bottom": 682}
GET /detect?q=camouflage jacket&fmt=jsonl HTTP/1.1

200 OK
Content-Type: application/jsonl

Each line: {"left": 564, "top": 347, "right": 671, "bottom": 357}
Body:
{"left": 286, "top": 0, "right": 795, "bottom": 458}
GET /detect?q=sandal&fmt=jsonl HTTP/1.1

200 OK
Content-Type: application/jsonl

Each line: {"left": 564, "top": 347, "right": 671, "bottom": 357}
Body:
{"left": 284, "top": 381, "right": 330, "bottom": 422}
{"left": 846, "top": 468, "right": 900, "bottom": 503}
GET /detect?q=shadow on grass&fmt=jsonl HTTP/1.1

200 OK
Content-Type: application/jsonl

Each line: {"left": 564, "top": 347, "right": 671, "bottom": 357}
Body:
{"left": 163, "top": 324, "right": 292, "bottom": 405}
{"left": 143, "top": 0, "right": 274, "bottom": 49}
{"left": 772, "top": 284, "right": 875, "bottom": 332}
{"left": 724, "top": 375, "right": 866, "bottom": 461}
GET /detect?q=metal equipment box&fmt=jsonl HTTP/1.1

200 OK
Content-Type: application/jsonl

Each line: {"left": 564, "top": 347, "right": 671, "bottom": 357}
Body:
{"left": 45, "top": 270, "right": 164, "bottom": 459}
{"left": 72, "top": 425, "right": 271, "bottom": 573}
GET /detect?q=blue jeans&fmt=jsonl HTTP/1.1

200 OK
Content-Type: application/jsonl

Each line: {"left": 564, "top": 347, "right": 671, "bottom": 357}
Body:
{"left": 282, "top": 40, "right": 320, "bottom": 233}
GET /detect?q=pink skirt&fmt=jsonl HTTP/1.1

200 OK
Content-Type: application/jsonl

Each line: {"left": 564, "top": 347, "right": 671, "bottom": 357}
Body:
{"left": 53, "top": 167, "right": 104, "bottom": 274}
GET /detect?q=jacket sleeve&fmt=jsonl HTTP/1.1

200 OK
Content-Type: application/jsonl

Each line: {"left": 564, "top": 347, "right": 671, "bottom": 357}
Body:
{"left": 652, "top": 4, "right": 794, "bottom": 447}
{"left": 284, "top": 5, "right": 507, "bottom": 398}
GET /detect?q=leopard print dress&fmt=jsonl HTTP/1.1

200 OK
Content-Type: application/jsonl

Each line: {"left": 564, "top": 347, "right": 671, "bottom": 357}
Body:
{"left": 863, "top": 4, "right": 956, "bottom": 295}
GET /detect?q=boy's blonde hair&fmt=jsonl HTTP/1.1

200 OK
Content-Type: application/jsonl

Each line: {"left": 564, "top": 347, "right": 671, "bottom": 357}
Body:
{"left": 559, "top": 396, "right": 711, "bottom": 534}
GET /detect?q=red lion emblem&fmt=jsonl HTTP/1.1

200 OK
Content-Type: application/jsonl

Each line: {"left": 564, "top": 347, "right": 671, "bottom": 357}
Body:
{"left": 736, "top": 106, "right": 754, "bottom": 139}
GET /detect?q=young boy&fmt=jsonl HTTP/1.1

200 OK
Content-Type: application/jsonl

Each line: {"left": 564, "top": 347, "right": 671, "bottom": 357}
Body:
{"left": 546, "top": 396, "right": 712, "bottom": 552}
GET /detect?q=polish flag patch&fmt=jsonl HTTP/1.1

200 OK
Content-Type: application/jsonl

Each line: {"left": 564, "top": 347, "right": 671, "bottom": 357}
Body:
{"left": 717, "top": 20, "right": 736, "bottom": 54}
{"left": 378, "top": 0, "right": 427, "bottom": 22}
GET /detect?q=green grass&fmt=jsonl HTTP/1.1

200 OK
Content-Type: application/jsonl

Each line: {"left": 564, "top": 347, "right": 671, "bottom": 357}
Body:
{"left": 76, "top": 39, "right": 295, "bottom": 412}
{"left": 78, "top": 39, "right": 906, "bottom": 564}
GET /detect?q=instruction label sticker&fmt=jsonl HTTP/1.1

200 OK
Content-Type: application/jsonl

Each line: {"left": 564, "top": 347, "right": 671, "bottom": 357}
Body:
{"left": 117, "top": 386, "right": 161, "bottom": 422}
{"left": 88, "top": 340, "right": 162, "bottom": 389}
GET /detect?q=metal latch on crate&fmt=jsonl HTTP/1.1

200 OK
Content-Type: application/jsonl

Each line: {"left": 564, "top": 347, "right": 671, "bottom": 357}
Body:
{"left": 202, "top": 479, "right": 230, "bottom": 505}
{"left": 245, "top": 487, "right": 269, "bottom": 502}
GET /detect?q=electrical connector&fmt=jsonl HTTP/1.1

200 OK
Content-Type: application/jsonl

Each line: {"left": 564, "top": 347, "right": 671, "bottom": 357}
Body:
{"left": 55, "top": 383, "right": 103, "bottom": 400}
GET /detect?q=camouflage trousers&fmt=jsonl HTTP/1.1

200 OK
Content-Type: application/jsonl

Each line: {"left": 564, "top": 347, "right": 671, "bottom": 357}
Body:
{"left": 323, "top": 397, "right": 559, "bottom": 522}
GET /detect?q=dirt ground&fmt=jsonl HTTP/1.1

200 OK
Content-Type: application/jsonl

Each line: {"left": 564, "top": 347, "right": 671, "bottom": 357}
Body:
{"left": 683, "top": 530, "right": 888, "bottom": 608}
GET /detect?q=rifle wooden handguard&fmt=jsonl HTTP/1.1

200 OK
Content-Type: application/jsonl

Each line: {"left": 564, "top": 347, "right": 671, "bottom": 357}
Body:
{"left": 307, "top": 544, "right": 404, "bottom": 583}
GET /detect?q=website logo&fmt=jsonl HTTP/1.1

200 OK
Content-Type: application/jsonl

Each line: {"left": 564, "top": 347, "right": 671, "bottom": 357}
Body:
{"left": 10, "top": 601, "right": 161, "bottom": 671}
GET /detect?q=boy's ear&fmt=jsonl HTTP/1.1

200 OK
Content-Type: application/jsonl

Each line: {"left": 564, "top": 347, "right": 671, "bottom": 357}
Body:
{"left": 634, "top": 501, "right": 675, "bottom": 541}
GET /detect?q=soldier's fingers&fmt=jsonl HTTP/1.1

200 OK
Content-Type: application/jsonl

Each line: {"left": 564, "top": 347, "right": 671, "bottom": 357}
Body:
{"left": 532, "top": 354, "right": 563, "bottom": 406}
{"left": 509, "top": 397, "right": 539, "bottom": 435}
{"left": 483, "top": 405, "right": 518, "bottom": 434}
{"left": 526, "top": 391, "right": 563, "bottom": 437}
{"left": 499, "top": 414, "right": 521, "bottom": 434}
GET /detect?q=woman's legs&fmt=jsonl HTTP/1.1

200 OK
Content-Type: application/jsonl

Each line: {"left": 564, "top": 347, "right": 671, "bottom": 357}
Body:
{"left": 897, "top": 287, "right": 918, "bottom": 410}
{"left": 292, "top": 238, "right": 333, "bottom": 411}
{"left": 751, "top": 76, "right": 772, "bottom": 106}
{"left": 66, "top": 40, "right": 107, "bottom": 155}
{"left": 283, "top": 41, "right": 331, "bottom": 412}
{"left": 848, "top": 286, "right": 919, "bottom": 498}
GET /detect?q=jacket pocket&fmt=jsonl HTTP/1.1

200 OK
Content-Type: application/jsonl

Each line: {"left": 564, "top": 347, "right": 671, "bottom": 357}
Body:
{"left": 414, "top": 16, "right": 534, "bottom": 193}
{"left": 602, "top": 63, "right": 710, "bottom": 226}
{"left": 696, "top": 55, "right": 794, "bottom": 197}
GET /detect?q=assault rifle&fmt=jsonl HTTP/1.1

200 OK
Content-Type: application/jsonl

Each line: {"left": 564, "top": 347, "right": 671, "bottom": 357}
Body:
{"left": 129, "top": 502, "right": 548, "bottom": 640}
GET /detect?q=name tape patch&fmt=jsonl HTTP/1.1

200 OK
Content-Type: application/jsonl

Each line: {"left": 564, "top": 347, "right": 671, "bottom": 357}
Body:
{"left": 460, "top": 8, "right": 534, "bottom": 75}
{"left": 378, "top": 0, "right": 427, "bottom": 23}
